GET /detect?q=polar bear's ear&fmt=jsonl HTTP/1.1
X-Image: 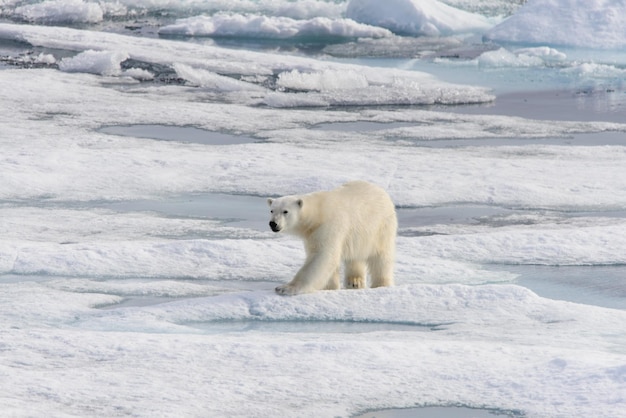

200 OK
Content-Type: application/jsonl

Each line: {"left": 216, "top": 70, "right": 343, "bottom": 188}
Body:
{"left": 297, "top": 199, "right": 303, "bottom": 208}
{"left": 267, "top": 198, "right": 273, "bottom": 206}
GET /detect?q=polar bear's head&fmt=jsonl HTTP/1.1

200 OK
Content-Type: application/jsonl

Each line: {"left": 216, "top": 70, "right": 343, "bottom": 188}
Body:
{"left": 267, "top": 196, "right": 303, "bottom": 233}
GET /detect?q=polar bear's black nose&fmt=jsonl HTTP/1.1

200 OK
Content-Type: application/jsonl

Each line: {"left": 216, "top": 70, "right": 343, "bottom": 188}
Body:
{"left": 269, "top": 221, "right": 280, "bottom": 232}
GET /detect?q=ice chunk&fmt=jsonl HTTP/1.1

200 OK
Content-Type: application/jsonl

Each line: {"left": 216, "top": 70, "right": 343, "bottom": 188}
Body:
{"left": 99, "top": 0, "right": 128, "bottom": 18}
{"left": 58, "top": 49, "right": 130, "bottom": 76}
{"left": 14, "top": 0, "right": 103, "bottom": 24}
{"left": 34, "top": 52, "right": 57, "bottom": 64}
{"left": 265, "top": 83, "right": 494, "bottom": 107}
{"left": 477, "top": 48, "right": 543, "bottom": 67}
{"left": 121, "top": 67, "right": 154, "bottom": 81}
{"left": 562, "top": 62, "right": 626, "bottom": 80}
{"left": 474, "top": 46, "right": 569, "bottom": 68}
{"left": 513, "top": 46, "right": 567, "bottom": 62}
{"left": 173, "top": 63, "right": 264, "bottom": 91}
{"left": 267, "top": 67, "right": 494, "bottom": 106}
{"left": 159, "top": 13, "right": 393, "bottom": 39}
{"left": 486, "top": 0, "right": 626, "bottom": 49}
{"left": 346, "top": 0, "right": 495, "bottom": 36}
{"left": 276, "top": 69, "right": 369, "bottom": 91}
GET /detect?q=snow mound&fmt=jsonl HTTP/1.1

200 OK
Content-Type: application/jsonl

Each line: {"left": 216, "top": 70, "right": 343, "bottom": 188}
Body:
{"left": 486, "top": 0, "right": 626, "bottom": 49}
{"left": 346, "top": 0, "right": 494, "bottom": 36}
{"left": 121, "top": 67, "right": 154, "bottom": 81}
{"left": 59, "top": 49, "right": 129, "bottom": 76}
{"left": 159, "top": 13, "right": 393, "bottom": 39}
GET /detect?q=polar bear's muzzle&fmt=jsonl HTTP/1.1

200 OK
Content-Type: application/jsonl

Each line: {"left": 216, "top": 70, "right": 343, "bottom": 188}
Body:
{"left": 269, "top": 221, "right": 281, "bottom": 233}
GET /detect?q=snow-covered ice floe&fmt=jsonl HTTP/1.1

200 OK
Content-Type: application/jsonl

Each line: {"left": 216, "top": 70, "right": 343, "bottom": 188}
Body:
{"left": 11, "top": 0, "right": 105, "bottom": 24}
{"left": 159, "top": 13, "right": 393, "bottom": 40}
{"left": 1, "top": 63, "right": 625, "bottom": 203}
{"left": 0, "top": 23, "right": 494, "bottom": 106}
{"left": 1, "top": 280, "right": 625, "bottom": 417}
{"left": 159, "top": 0, "right": 501, "bottom": 39}
{"left": 5, "top": 0, "right": 348, "bottom": 24}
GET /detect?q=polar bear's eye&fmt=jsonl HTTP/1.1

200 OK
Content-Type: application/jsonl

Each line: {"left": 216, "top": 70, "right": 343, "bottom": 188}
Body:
{"left": 283, "top": 210, "right": 289, "bottom": 214}
{"left": 270, "top": 210, "right": 273, "bottom": 214}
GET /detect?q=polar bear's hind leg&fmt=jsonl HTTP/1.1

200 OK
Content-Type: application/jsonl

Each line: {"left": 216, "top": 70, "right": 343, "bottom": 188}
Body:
{"left": 344, "top": 260, "right": 366, "bottom": 289}
{"left": 368, "top": 253, "right": 394, "bottom": 288}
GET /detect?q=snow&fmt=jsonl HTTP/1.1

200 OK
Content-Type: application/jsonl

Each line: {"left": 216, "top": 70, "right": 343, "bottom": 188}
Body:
{"left": 159, "top": 13, "right": 393, "bottom": 39}
{"left": 1, "top": 3, "right": 626, "bottom": 417}
{"left": 346, "top": 0, "right": 495, "bottom": 36}
{"left": 486, "top": 0, "right": 626, "bottom": 49}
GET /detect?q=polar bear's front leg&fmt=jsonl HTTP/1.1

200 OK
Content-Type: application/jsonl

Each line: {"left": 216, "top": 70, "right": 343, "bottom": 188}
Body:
{"left": 275, "top": 283, "right": 300, "bottom": 295}
{"left": 346, "top": 277, "right": 365, "bottom": 289}
{"left": 276, "top": 250, "right": 340, "bottom": 295}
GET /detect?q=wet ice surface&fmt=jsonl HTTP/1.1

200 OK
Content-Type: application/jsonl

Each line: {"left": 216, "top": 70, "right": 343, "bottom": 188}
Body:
{"left": 1, "top": 1, "right": 626, "bottom": 417}
{"left": 444, "top": 89, "right": 626, "bottom": 124}
{"left": 511, "top": 265, "right": 626, "bottom": 310}
{"left": 315, "top": 120, "right": 626, "bottom": 147}
{"left": 187, "top": 319, "right": 433, "bottom": 334}
{"left": 355, "top": 405, "right": 523, "bottom": 418}
{"left": 98, "top": 124, "right": 260, "bottom": 145}
{"left": 95, "top": 193, "right": 268, "bottom": 231}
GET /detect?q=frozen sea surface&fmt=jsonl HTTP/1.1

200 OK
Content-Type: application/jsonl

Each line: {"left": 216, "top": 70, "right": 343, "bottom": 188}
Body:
{"left": 1, "top": 1, "right": 626, "bottom": 417}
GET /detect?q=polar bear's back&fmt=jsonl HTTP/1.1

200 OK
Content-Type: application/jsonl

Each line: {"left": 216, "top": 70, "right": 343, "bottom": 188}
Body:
{"left": 312, "top": 181, "right": 397, "bottom": 260}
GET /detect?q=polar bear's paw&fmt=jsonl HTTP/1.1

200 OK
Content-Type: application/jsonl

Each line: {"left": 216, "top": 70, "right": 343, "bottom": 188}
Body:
{"left": 346, "top": 277, "right": 365, "bottom": 289}
{"left": 275, "top": 283, "right": 300, "bottom": 296}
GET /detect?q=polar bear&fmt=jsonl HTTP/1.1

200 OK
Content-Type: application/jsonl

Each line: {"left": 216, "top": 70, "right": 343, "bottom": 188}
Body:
{"left": 267, "top": 181, "right": 397, "bottom": 295}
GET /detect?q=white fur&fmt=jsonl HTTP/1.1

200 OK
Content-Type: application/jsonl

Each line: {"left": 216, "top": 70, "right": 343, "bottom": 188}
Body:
{"left": 267, "top": 181, "right": 397, "bottom": 295}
